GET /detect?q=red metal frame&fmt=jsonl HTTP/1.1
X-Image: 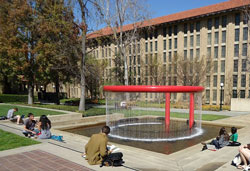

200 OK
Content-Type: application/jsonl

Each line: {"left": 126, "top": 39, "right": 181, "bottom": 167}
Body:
{"left": 103, "top": 85, "right": 204, "bottom": 92}
{"left": 104, "top": 86, "right": 204, "bottom": 129}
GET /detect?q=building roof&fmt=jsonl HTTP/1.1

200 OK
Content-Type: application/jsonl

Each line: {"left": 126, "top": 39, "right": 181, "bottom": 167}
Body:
{"left": 88, "top": 0, "right": 250, "bottom": 39}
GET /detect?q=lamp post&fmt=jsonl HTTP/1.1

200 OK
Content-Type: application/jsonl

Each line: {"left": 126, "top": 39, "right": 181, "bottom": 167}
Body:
{"left": 220, "top": 83, "right": 224, "bottom": 111}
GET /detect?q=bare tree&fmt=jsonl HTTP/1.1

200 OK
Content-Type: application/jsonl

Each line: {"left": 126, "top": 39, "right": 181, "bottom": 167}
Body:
{"left": 94, "top": 0, "right": 150, "bottom": 85}
{"left": 173, "top": 54, "right": 213, "bottom": 86}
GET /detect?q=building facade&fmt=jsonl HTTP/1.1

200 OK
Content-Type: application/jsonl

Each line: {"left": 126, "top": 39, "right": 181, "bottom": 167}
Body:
{"left": 71, "top": 0, "right": 250, "bottom": 105}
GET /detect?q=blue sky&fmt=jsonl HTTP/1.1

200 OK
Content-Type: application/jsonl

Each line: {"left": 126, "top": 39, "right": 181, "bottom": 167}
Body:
{"left": 147, "top": 0, "right": 228, "bottom": 18}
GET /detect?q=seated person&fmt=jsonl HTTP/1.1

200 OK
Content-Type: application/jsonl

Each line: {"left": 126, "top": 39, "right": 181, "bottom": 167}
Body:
{"left": 6, "top": 108, "right": 21, "bottom": 124}
{"left": 84, "top": 126, "right": 111, "bottom": 165}
{"left": 228, "top": 127, "right": 241, "bottom": 146}
{"left": 22, "top": 113, "right": 37, "bottom": 137}
{"left": 202, "top": 127, "right": 229, "bottom": 150}
{"left": 37, "top": 115, "right": 51, "bottom": 139}
{"left": 237, "top": 144, "right": 250, "bottom": 170}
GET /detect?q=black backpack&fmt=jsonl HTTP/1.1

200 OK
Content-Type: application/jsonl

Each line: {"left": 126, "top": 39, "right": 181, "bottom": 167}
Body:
{"left": 0, "top": 116, "right": 7, "bottom": 120}
{"left": 100, "top": 152, "right": 124, "bottom": 167}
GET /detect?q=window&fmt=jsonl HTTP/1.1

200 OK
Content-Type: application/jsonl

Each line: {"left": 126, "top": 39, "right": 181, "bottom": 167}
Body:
{"left": 207, "top": 47, "right": 211, "bottom": 57}
{"left": 184, "top": 50, "right": 187, "bottom": 60}
{"left": 163, "top": 40, "right": 166, "bottom": 50}
{"left": 240, "top": 90, "right": 245, "bottom": 98}
{"left": 174, "top": 25, "right": 178, "bottom": 35}
{"left": 196, "top": 48, "right": 200, "bottom": 59}
{"left": 168, "top": 77, "right": 171, "bottom": 85}
{"left": 234, "top": 44, "right": 239, "bottom": 57}
{"left": 190, "top": 49, "right": 193, "bottom": 60}
{"left": 241, "top": 75, "right": 246, "bottom": 87}
{"left": 215, "top": 17, "right": 219, "bottom": 29}
{"left": 242, "top": 59, "right": 247, "bottom": 72}
{"left": 207, "top": 33, "right": 211, "bottom": 45}
{"left": 145, "top": 66, "right": 148, "bottom": 76}
{"left": 233, "top": 75, "right": 238, "bottom": 87}
{"left": 150, "top": 42, "right": 153, "bottom": 52}
{"left": 214, "top": 61, "right": 218, "bottom": 73}
{"left": 138, "top": 66, "right": 140, "bottom": 76}
{"left": 163, "top": 52, "right": 166, "bottom": 63}
{"left": 242, "top": 43, "right": 248, "bottom": 56}
{"left": 129, "top": 45, "right": 132, "bottom": 55}
{"left": 213, "top": 75, "right": 217, "bottom": 87}
{"left": 169, "top": 65, "right": 172, "bottom": 73}
{"left": 235, "top": 13, "right": 240, "bottom": 26}
{"left": 206, "top": 76, "right": 210, "bottom": 87}
{"left": 235, "top": 29, "right": 240, "bottom": 42}
{"left": 174, "top": 38, "right": 177, "bottom": 49}
{"left": 102, "top": 49, "right": 104, "bottom": 58}
{"left": 184, "top": 23, "right": 188, "bottom": 34}
{"left": 221, "top": 60, "right": 225, "bottom": 73}
{"left": 109, "top": 48, "right": 111, "bottom": 56}
{"left": 137, "top": 55, "right": 140, "bottom": 65}
{"left": 213, "top": 90, "right": 217, "bottom": 101}
{"left": 169, "top": 39, "right": 172, "bottom": 49}
{"left": 145, "top": 55, "right": 148, "bottom": 64}
{"left": 129, "top": 56, "right": 132, "bottom": 66}
{"left": 233, "top": 90, "right": 237, "bottom": 98}
{"left": 207, "top": 19, "right": 212, "bottom": 30}
{"left": 169, "top": 52, "right": 172, "bottom": 62}
{"left": 145, "top": 32, "right": 148, "bottom": 39}
{"left": 234, "top": 60, "right": 238, "bottom": 72}
{"left": 145, "top": 42, "right": 148, "bottom": 52}
{"left": 206, "top": 90, "right": 210, "bottom": 102}
{"left": 190, "top": 23, "right": 194, "bottom": 33}
{"left": 163, "top": 27, "right": 167, "bottom": 37}
{"left": 220, "top": 75, "right": 225, "bottom": 84}
{"left": 190, "top": 35, "right": 193, "bottom": 47}
{"left": 214, "top": 32, "right": 219, "bottom": 44}
{"left": 196, "top": 35, "right": 200, "bottom": 46}
{"left": 222, "top": 31, "right": 226, "bottom": 43}
{"left": 222, "top": 16, "right": 227, "bottom": 28}
{"left": 221, "top": 46, "right": 226, "bottom": 58}
{"left": 137, "top": 43, "right": 140, "bottom": 53}
{"left": 154, "top": 29, "right": 158, "bottom": 38}
{"left": 243, "top": 27, "right": 248, "bottom": 41}
{"left": 168, "top": 26, "right": 172, "bottom": 36}
{"left": 184, "top": 37, "right": 187, "bottom": 48}
{"left": 155, "top": 41, "right": 158, "bottom": 51}
{"left": 133, "top": 56, "right": 136, "bottom": 65}
{"left": 214, "top": 47, "right": 218, "bottom": 58}
{"left": 196, "top": 21, "right": 200, "bottom": 32}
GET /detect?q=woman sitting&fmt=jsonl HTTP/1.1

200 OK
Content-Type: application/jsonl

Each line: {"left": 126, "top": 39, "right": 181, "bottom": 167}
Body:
{"left": 37, "top": 115, "right": 51, "bottom": 139}
{"left": 211, "top": 127, "right": 229, "bottom": 149}
{"left": 237, "top": 144, "right": 250, "bottom": 170}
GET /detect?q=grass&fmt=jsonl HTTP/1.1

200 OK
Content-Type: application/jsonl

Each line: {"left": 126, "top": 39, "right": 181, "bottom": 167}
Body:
{"left": 0, "top": 104, "right": 65, "bottom": 117}
{"left": 0, "top": 129, "right": 40, "bottom": 151}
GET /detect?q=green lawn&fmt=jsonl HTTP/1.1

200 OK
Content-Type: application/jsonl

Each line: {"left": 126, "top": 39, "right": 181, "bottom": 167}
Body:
{"left": 110, "top": 109, "right": 230, "bottom": 121}
{"left": 0, "top": 129, "right": 40, "bottom": 151}
{"left": 0, "top": 104, "right": 65, "bottom": 117}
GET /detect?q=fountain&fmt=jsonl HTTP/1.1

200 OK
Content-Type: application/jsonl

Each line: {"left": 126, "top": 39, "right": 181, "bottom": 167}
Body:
{"left": 104, "top": 85, "right": 204, "bottom": 142}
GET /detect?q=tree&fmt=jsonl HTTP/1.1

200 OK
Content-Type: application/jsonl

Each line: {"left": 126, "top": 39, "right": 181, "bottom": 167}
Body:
{"left": 173, "top": 54, "right": 213, "bottom": 86}
{"left": 94, "top": 0, "right": 149, "bottom": 85}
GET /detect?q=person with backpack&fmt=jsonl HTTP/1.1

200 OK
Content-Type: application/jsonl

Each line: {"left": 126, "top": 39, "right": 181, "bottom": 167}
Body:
{"left": 84, "top": 126, "right": 111, "bottom": 165}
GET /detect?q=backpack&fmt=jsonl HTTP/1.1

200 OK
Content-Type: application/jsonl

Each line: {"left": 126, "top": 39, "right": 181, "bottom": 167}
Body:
{"left": 232, "top": 153, "right": 241, "bottom": 166}
{"left": 0, "top": 116, "right": 7, "bottom": 120}
{"left": 100, "top": 152, "right": 124, "bottom": 167}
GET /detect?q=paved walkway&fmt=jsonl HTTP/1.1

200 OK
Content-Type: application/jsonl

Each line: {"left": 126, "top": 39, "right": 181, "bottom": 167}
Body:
{"left": 0, "top": 150, "right": 92, "bottom": 171}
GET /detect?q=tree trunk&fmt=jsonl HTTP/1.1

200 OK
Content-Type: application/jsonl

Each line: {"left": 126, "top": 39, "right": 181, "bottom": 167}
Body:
{"left": 28, "top": 83, "right": 34, "bottom": 104}
{"left": 55, "top": 79, "right": 60, "bottom": 105}
{"left": 79, "top": 71, "right": 85, "bottom": 111}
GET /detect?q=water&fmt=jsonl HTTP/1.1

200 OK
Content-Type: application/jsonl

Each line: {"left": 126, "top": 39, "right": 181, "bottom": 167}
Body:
{"left": 64, "top": 123, "right": 228, "bottom": 155}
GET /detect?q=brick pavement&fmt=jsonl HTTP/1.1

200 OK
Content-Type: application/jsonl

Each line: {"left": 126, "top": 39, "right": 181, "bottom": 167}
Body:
{"left": 0, "top": 150, "right": 93, "bottom": 171}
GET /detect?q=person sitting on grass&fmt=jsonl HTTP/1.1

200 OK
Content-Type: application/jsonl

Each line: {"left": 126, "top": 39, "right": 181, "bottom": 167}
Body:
{"left": 6, "top": 108, "right": 21, "bottom": 125}
{"left": 237, "top": 144, "right": 250, "bottom": 170}
{"left": 22, "top": 113, "right": 37, "bottom": 138}
{"left": 37, "top": 115, "right": 51, "bottom": 139}
{"left": 84, "top": 126, "right": 111, "bottom": 165}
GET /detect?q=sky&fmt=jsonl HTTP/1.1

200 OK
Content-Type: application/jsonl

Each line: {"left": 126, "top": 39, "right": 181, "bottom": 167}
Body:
{"left": 147, "top": 0, "right": 228, "bottom": 18}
